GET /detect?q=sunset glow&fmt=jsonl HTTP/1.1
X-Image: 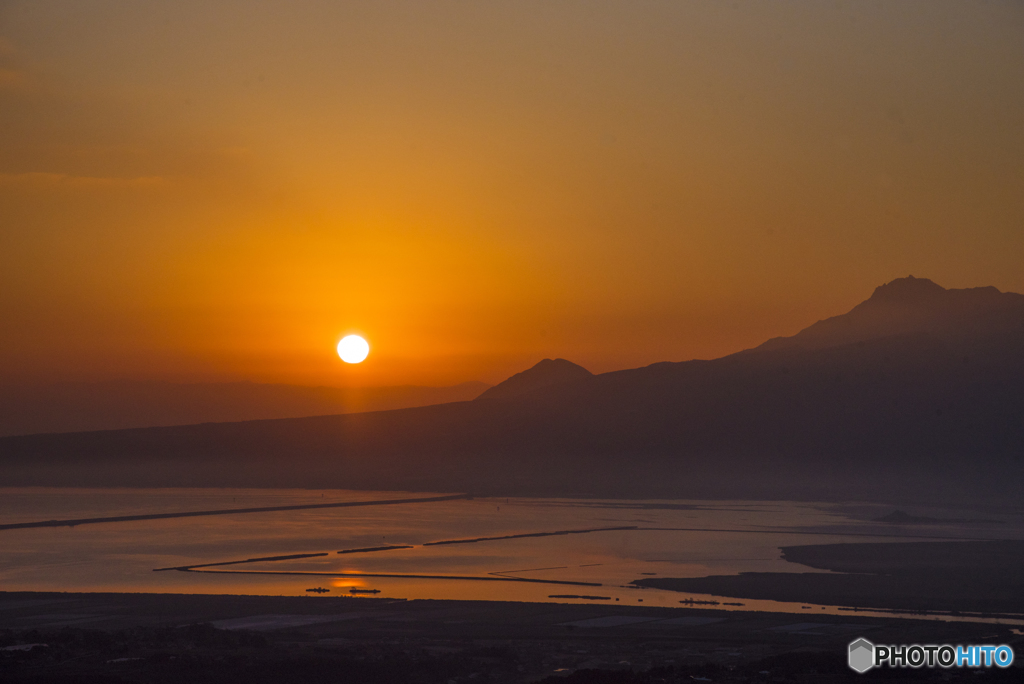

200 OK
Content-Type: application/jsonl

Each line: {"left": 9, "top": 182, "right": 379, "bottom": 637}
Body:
{"left": 0, "top": 1, "right": 1021, "bottom": 391}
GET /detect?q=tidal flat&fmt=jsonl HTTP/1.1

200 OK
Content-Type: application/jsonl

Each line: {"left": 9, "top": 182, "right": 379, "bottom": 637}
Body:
{"left": 2, "top": 488, "right": 1023, "bottom": 622}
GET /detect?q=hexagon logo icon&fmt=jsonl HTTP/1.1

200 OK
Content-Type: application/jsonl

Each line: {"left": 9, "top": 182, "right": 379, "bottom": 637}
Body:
{"left": 848, "top": 638, "right": 874, "bottom": 673}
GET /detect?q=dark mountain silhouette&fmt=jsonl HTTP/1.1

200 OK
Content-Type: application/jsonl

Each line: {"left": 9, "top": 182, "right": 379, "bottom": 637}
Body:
{"left": 2, "top": 277, "right": 1022, "bottom": 503}
{"left": 475, "top": 358, "right": 592, "bottom": 401}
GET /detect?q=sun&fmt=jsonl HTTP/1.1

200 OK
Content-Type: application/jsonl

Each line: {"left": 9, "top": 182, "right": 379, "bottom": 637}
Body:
{"left": 337, "top": 335, "right": 370, "bottom": 364}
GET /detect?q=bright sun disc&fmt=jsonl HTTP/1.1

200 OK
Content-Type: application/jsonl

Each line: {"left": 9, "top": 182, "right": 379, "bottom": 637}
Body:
{"left": 337, "top": 335, "right": 369, "bottom": 364}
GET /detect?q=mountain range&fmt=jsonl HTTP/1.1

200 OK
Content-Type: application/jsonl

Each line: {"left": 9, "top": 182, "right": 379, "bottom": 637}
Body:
{"left": 3, "top": 276, "right": 1022, "bottom": 504}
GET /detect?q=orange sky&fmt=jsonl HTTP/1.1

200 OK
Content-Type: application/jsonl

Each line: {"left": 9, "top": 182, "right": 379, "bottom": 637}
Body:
{"left": 1, "top": 1, "right": 1023, "bottom": 387}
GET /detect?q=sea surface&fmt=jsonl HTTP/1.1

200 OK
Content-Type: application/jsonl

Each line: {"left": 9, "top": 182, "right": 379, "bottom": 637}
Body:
{"left": 2, "top": 488, "right": 1022, "bottom": 624}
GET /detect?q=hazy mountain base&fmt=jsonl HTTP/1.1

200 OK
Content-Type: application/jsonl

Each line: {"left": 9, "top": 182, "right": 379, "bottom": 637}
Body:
{"left": 633, "top": 540, "right": 1024, "bottom": 615}
{"left": 1, "top": 442, "right": 1012, "bottom": 506}
{"left": 0, "top": 381, "right": 490, "bottom": 437}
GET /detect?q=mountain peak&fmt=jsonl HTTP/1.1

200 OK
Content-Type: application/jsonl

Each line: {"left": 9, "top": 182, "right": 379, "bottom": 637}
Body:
{"left": 755, "top": 277, "right": 1023, "bottom": 353}
{"left": 476, "top": 359, "right": 593, "bottom": 401}
{"left": 865, "top": 276, "right": 946, "bottom": 305}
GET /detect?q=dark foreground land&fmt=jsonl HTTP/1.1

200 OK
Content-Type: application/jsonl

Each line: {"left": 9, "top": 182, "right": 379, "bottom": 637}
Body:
{"left": 2, "top": 592, "right": 1022, "bottom": 683}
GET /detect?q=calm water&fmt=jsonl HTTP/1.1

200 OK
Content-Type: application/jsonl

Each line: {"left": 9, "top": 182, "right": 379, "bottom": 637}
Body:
{"left": 2, "top": 488, "right": 1022, "bottom": 624}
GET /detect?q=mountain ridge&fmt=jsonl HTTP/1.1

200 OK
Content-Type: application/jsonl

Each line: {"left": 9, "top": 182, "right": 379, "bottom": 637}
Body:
{"left": 2, "top": 277, "right": 1022, "bottom": 504}
{"left": 754, "top": 276, "right": 1024, "bottom": 353}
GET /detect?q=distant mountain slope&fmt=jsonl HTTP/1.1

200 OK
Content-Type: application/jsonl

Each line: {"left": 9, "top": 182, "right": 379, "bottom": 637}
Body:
{"left": 2, "top": 277, "right": 1022, "bottom": 504}
{"left": 476, "top": 359, "right": 592, "bottom": 401}
{"left": 0, "top": 381, "right": 490, "bottom": 437}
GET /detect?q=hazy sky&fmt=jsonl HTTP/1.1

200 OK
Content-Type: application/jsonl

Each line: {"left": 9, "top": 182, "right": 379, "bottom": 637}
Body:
{"left": 1, "top": 0, "right": 1022, "bottom": 387}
